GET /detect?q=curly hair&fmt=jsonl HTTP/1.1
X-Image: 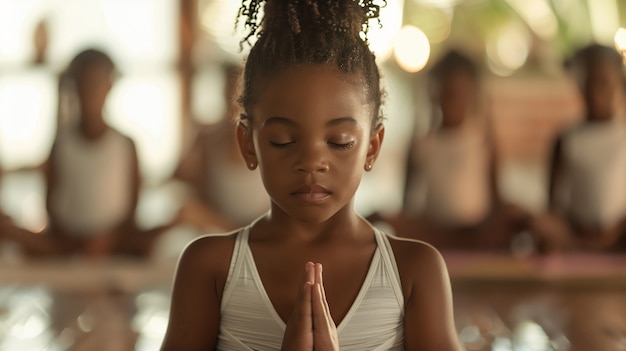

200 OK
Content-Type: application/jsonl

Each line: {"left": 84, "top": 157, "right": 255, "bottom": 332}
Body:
{"left": 236, "top": 0, "right": 386, "bottom": 128}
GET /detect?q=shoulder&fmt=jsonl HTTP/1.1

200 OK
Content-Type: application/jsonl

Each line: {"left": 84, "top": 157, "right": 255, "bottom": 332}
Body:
{"left": 386, "top": 234, "right": 446, "bottom": 273}
{"left": 173, "top": 231, "right": 241, "bottom": 297}
{"left": 178, "top": 231, "right": 239, "bottom": 273}
{"left": 384, "top": 234, "right": 450, "bottom": 296}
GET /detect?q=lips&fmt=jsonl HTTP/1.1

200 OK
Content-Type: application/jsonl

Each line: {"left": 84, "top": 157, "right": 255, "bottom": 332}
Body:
{"left": 291, "top": 184, "right": 332, "bottom": 203}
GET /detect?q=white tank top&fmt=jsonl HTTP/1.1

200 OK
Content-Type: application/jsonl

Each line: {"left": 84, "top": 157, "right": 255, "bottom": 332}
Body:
{"left": 217, "top": 226, "right": 405, "bottom": 351}
{"left": 48, "top": 128, "right": 134, "bottom": 236}
{"left": 409, "top": 123, "right": 491, "bottom": 227}
{"left": 556, "top": 120, "right": 626, "bottom": 227}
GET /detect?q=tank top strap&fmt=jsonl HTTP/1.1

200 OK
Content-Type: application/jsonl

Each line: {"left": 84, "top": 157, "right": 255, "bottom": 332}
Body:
{"left": 373, "top": 228, "right": 405, "bottom": 313}
{"left": 220, "top": 226, "right": 251, "bottom": 309}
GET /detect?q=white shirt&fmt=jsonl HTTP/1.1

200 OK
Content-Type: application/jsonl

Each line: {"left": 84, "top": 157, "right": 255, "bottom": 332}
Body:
{"left": 48, "top": 128, "right": 134, "bottom": 236}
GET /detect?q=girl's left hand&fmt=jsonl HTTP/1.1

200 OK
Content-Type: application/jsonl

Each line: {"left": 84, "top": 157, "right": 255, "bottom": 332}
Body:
{"left": 311, "top": 263, "right": 340, "bottom": 351}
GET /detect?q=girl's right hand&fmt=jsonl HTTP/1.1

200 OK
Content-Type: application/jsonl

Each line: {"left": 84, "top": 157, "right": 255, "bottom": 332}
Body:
{"left": 281, "top": 262, "right": 315, "bottom": 351}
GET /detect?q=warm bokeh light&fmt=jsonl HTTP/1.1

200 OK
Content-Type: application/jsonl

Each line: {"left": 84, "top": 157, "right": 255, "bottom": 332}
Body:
{"left": 505, "top": 0, "right": 558, "bottom": 40}
{"left": 45, "top": 0, "right": 177, "bottom": 70}
{"left": 366, "top": 0, "right": 405, "bottom": 61}
{"left": 0, "top": 0, "right": 47, "bottom": 64}
{"left": 486, "top": 22, "right": 531, "bottom": 76}
{"left": 199, "top": 0, "right": 254, "bottom": 61}
{"left": 106, "top": 73, "right": 181, "bottom": 184}
{"left": 615, "top": 27, "right": 626, "bottom": 62}
{"left": 425, "top": 7, "right": 452, "bottom": 44}
{"left": 0, "top": 70, "right": 56, "bottom": 169}
{"left": 587, "top": 0, "right": 620, "bottom": 44}
{"left": 414, "top": 0, "right": 458, "bottom": 7}
{"left": 393, "top": 25, "right": 431, "bottom": 73}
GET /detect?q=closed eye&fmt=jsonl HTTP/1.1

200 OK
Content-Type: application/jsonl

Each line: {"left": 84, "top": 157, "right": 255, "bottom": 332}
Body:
{"left": 329, "top": 141, "right": 355, "bottom": 150}
{"left": 270, "top": 141, "right": 294, "bottom": 148}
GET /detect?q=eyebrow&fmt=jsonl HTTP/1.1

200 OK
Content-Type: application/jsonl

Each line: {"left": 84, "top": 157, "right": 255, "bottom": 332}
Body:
{"left": 262, "top": 116, "right": 358, "bottom": 128}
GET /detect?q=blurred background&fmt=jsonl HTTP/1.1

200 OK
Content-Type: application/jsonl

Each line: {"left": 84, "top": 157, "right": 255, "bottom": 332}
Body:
{"left": 0, "top": 0, "right": 626, "bottom": 350}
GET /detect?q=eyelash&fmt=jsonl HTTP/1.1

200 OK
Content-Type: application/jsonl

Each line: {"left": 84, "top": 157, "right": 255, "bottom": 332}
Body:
{"left": 269, "top": 141, "right": 355, "bottom": 150}
{"left": 329, "top": 141, "right": 355, "bottom": 150}
{"left": 270, "top": 141, "right": 293, "bottom": 148}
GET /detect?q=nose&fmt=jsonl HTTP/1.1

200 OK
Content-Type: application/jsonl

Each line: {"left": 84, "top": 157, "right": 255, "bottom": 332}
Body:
{"left": 294, "top": 143, "right": 330, "bottom": 173}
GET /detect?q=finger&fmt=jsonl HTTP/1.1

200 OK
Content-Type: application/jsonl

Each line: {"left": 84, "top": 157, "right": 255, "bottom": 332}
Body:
{"left": 314, "top": 264, "right": 331, "bottom": 318}
{"left": 298, "top": 263, "right": 314, "bottom": 319}
{"left": 306, "top": 262, "right": 315, "bottom": 285}
{"left": 300, "top": 282, "right": 313, "bottom": 323}
{"left": 282, "top": 281, "right": 314, "bottom": 350}
{"left": 312, "top": 282, "right": 339, "bottom": 349}
{"left": 312, "top": 283, "right": 327, "bottom": 327}
{"left": 291, "top": 263, "right": 314, "bottom": 329}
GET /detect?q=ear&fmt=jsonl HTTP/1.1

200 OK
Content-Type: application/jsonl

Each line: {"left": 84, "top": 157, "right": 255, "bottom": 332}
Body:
{"left": 236, "top": 122, "right": 258, "bottom": 169}
{"left": 365, "top": 124, "right": 385, "bottom": 170}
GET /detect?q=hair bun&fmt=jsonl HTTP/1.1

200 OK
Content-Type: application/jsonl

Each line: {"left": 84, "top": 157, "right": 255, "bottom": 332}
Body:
{"left": 238, "top": 0, "right": 384, "bottom": 47}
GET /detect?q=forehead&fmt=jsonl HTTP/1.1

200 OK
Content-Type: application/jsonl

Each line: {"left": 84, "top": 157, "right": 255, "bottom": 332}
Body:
{"left": 252, "top": 64, "right": 370, "bottom": 124}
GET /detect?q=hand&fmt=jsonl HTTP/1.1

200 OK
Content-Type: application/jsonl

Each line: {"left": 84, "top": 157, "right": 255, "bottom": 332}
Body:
{"left": 282, "top": 262, "right": 315, "bottom": 351}
{"left": 311, "top": 263, "right": 339, "bottom": 351}
{"left": 281, "top": 262, "right": 339, "bottom": 351}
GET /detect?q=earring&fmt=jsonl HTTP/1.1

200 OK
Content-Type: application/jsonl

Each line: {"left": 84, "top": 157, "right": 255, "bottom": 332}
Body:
{"left": 365, "top": 163, "right": 372, "bottom": 171}
{"left": 248, "top": 162, "right": 257, "bottom": 170}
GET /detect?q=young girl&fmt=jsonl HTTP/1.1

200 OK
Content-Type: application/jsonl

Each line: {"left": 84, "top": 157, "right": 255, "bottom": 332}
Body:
{"left": 161, "top": 1, "right": 460, "bottom": 350}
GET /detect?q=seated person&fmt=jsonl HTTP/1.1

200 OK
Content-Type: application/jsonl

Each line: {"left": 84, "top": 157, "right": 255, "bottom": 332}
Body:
{"left": 372, "top": 50, "right": 525, "bottom": 251}
{"left": 174, "top": 63, "right": 269, "bottom": 233}
{"left": 2, "top": 49, "right": 171, "bottom": 258}
{"left": 533, "top": 44, "right": 626, "bottom": 253}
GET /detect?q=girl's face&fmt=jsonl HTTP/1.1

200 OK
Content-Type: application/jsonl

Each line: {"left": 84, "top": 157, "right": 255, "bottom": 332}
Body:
{"left": 238, "top": 64, "right": 384, "bottom": 224}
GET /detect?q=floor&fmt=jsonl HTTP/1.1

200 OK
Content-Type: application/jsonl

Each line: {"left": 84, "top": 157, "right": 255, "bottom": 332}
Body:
{"left": 3, "top": 253, "right": 626, "bottom": 350}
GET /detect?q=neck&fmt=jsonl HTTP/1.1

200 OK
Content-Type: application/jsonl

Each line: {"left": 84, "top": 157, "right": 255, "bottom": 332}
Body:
{"left": 255, "top": 202, "right": 367, "bottom": 244}
{"left": 80, "top": 117, "right": 108, "bottom": 139}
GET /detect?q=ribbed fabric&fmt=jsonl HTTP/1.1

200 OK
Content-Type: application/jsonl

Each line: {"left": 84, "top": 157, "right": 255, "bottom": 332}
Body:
{"left": 216, "top": 226, "right": 405, "bottom": 351}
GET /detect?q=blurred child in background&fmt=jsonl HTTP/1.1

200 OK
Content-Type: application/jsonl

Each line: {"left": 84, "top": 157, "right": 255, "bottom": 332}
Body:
{"left": 174, "top": 63, "right": 269, "bottom": 233}
{"left": 373, "top": 50, "right": 525, "bottom": 251}
{"left": 536, "top": 44, "right": 626, "bottom": 252}
{"left": 1, "top": 49, "right": 171, "bottom": 258}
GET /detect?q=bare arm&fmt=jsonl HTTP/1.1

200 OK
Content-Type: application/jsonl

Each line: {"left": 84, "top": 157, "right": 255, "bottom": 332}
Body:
{"left": 390, "top": 238, "right": 461, "bottom": 351}
{"left": 548, "top": 135, "right": 564, "bottom": 210}
{"left": 402, "top": 131, "right": 421, "bottom": 212}
{"left": 485, "top": 116, "right": 502, "bottom": 206}
{"left": 161, "top": 234, "right": 234, "bottom": 351}
{"left": 121, "top": 139, "right": 141, "bottom": 228}
{"left": 44, "top": 141, "right": 62, "bottom": 236}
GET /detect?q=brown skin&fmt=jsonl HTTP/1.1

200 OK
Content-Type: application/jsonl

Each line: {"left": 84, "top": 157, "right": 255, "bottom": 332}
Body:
{"left": 161, "top": 64, "right": 460, "bottom": 350}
